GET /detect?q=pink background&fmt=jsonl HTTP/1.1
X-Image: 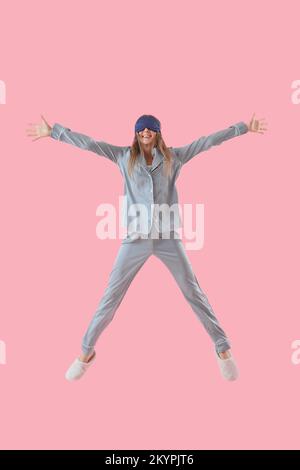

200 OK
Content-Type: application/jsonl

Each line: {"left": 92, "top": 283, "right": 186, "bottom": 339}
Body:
{"left": 1, "top": 0, "right": 299, "bottom": 450}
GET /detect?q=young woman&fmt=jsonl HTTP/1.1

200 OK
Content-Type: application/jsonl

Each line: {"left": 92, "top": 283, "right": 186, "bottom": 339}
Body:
{"left": 26, "top": 113, "right": 267, "bottom": 381}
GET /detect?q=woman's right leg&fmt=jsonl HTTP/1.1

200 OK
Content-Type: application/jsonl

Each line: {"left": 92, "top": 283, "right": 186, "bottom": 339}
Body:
{"left": 81, "top": 239, "right": 152, "bottom": 358}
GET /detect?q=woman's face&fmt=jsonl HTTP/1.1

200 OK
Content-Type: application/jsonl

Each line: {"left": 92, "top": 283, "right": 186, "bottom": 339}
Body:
{"left": 137, "top": 128, "right": 157, "bottom": 147}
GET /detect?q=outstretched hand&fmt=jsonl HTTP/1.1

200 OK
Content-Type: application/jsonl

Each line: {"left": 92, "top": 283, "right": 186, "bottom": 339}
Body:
{"left": 26, "top": 115, "right": 52, "bottom": 141}
{"left": 247, "top": 113, "right": 268, "bottom": 134}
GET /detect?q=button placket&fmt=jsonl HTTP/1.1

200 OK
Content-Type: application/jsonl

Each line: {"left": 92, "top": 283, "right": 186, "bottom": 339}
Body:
{"left": 141, "top": 166, "right": 155, "bottom": 231}
{"left": 149, "top": 173, "right": 154, "bottom": 229}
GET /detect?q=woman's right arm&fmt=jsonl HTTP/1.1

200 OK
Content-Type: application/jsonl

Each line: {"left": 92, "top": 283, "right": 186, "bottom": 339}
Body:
{"left": 26, "top": 116, "right": 126, "bottom": 165}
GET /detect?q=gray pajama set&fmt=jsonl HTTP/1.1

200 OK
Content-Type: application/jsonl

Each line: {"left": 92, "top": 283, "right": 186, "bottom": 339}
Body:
{"left": 51, "top": 120, "right": 249, "bottom": 355}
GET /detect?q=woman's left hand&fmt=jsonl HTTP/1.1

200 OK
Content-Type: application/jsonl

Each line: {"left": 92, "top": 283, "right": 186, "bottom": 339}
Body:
{"left": 247, "top": 113, "right": 268, "bottom": 134}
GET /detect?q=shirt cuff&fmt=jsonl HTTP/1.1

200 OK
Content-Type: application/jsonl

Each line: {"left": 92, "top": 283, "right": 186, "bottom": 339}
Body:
{"left": 50, "top": 123, "right": 69, "bottom": 140}
{"left": 231, "top": 121, "right": 249, "bottom": 136}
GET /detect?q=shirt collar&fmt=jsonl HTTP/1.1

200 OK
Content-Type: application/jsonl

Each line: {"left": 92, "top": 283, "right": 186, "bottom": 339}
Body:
{"left": 139, "top": 146, "right": 163, "bottom": 171}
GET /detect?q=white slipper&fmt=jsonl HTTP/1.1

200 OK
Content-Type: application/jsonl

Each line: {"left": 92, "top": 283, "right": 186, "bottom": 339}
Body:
{"left": 65, "top": 352, "right": 96, "bottom": 381}
{"left": 215, "top": 350, "right": 239, "bottom": 381}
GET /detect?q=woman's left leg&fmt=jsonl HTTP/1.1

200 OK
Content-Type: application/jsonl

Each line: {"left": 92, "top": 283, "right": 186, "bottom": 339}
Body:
{"left": 153, "top": 238, "right": 231, "bottom": 354}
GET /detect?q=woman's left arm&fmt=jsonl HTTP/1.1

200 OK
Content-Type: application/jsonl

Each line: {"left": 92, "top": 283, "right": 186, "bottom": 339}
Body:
{"left": 172, "top": 113, "right": 268, "bottom": 165}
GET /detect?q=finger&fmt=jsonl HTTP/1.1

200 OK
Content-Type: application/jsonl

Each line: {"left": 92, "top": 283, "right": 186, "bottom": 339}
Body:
{"left": 32, "top": 136, "right": 41, "bottom": 142}
{"left": 251, "top": 112, "right": 256, "bottom": 122}
{"left": 41, "top": 114, "right": 49, "bottom": 126}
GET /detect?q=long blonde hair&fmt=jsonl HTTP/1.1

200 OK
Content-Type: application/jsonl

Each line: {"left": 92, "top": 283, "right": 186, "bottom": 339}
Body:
{"left": 128, "top": 131, "right": 173, "bottom": 179}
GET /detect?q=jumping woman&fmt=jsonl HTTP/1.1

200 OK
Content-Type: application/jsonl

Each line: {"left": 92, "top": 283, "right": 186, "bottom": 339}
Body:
{"left": 26, "top": 113, "right": 268, "bottom": 381}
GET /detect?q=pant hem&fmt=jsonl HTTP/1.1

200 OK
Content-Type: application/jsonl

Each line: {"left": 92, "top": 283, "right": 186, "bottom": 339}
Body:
{"left": 215, "top": 341, "right": 231, "bottom": 354}
{"left": 82, "top": 344, "right": 95, "bottom": 356}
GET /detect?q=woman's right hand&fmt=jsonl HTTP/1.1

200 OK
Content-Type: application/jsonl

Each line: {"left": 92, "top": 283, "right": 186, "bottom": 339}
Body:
{"left": 26, "top": 115, "right": 52, "bottom": 141}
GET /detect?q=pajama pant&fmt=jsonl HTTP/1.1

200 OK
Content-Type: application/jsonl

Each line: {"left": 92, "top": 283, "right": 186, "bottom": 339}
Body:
{"left": 81, "top": 230, "right": 231, "bottom": 355}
